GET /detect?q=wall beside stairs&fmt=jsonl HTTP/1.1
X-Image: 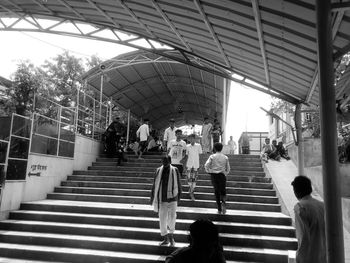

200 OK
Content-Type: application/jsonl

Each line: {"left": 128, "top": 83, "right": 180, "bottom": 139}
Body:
{"left": 0, "top": 135, "right": 102, "bottom": 219}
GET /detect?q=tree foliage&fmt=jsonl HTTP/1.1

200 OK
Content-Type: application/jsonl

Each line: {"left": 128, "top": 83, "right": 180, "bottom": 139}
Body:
{"left": 2, "top": 61, "right": 43, "bottom": 116}
{"left": 41, "top": 51, "right": 85, "bottom": 107}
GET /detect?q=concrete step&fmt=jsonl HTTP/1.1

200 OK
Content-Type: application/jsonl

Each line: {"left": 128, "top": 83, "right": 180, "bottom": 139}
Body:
{"left": 67, "top": 174, "right": 272, "bottom": 183}
{"left": 19, "top": 200, "right": 291, "bottom": 225}
{"left": 88, "top": 166, "right": 264, "bottom": 173}
{"left": 96, "top": 158, "right": 263, "bottom": 166}
{"left": 0, "top": 242, "right": 167, "bottom": 263}
{"left": 54, "top": 187, "right": 279, "bottom": 204}
{"left": 7, "top": 212, "right": 296, "bottom": 237}
{"left": 89, "top": 164, "right": 264, "bottom": 172}
{"left": 93, "top": 161, "right": 264, "bottom": 168}
{"left": 73, "top": 170, "right": 266, "bottom": 177}
{"left": 62, "top": 181, "right": 277, "bottom": 196}
{"left": 0, "top": 241, "right": 290, "bottom": 263}
{"left": 46, "top": 193, "right": 281, "bottom": 212}
{"left": 65, "top": 177, "right": 273, "bottom": 190}
{"left": 0, "top": 228, "right": 297, "bottom": 251}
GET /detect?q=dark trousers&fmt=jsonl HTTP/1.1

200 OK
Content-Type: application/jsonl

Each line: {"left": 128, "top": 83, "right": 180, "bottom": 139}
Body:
{"left": 210, "top": 173, "right": 226, "bottom": 211}
{"left": 172, "top": 164, "right": 183, "bottom": 177}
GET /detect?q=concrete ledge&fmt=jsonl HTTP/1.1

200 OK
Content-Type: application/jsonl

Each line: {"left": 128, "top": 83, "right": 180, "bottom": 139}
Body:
{"left": 264, "top": 160, "right": 350, "bottom": 263}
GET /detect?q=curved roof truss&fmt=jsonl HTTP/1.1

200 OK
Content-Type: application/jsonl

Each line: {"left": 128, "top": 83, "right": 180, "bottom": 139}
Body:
{"left": 1, "top": 1, "right": 350, "bottom": 107}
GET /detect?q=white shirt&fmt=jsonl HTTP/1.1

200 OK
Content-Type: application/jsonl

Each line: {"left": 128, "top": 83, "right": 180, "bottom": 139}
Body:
{"left": 186, "top": 143, "right": 202, "bottom": 169}
{"left": 227, "top": 139, "right": 237, "bottom": 150}
{"left": 136, "top": 124, "right": 149, "bottom": 142}
{"left": 168, "top": 139, "right": 186, "bottom": 165}
{"left": 164, "top": 127, "right": 177, "bottom": 143}
{"left": 294, "top": 195, "right": 326, "bottom": 263}
{"left": 204, "top": 152, "right": 230, "bottom": 175}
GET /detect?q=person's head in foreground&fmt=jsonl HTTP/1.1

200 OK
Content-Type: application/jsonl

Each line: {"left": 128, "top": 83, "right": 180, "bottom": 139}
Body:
{"left": 162, "top": 156, "right": 171, "bottom": 168}
{"left": 189, "top": 219, "right": 220, "bottom": 250}
{"left": 291, "top": 175, "right": 312, "bottom": 200}
{"left": 213, "top": 142, "right": 223, "bottom": 152}
{"left": 175, "top": 129, "right": 182, "bottom": 140}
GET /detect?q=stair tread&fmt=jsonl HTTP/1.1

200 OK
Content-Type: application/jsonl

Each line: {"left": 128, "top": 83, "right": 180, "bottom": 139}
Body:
{"left": 47, "top": 192, "right": 280, "bottom": 206}
{"left": 55, "top": 186, "right": 277, "bottom": 198}
{"left": 0, "top": 229, "right": 297, "bottom": 243}
{"left": 0, "top": 258, "right": 65, "bottom": 263}
{"left": 0, "top": 242, "right": 292, "bottom": 258}
{"left": 4, "top": 214, "right": 295, "bottom": 230}
{"left": 0, "top": 221, "right": 296, "bottom": 242}
{"left": 0, "top": 242, "right": 166, "bottom": 260}
{"left": 21, "top": 200, "right": 289, "bottom": 218}
{"left": 64, "top": 180, "right": 275, "bottom": 191}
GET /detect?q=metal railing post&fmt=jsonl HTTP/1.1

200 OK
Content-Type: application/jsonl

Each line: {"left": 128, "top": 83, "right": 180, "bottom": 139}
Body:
{"left": 57, "top": 106, "right": 62, "bottom": 156}
{"left": 295, "top": 104, "right": 305, "bottom": 176}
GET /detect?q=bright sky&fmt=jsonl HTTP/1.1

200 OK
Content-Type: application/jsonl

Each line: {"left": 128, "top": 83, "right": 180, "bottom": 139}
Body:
{"left": 0, "top": 31, "right": 271, "bottom": 143}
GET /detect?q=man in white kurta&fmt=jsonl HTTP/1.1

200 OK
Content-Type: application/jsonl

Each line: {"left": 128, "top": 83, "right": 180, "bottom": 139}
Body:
{"left": 163, "top": 119, "right": 177, "bottom": 150}
{"left": 201, "top": 117, "right": 213, "bottom": 153}
{"left": 291, "top": 176, "right": 326, "bottom": 263}
{"left": 185, "top": 134, "right": 203, "bottom": 200}
{"left": 136, "top": 119, "right": 150, "bottom": 159}
{"left": 227, "top": 136, "right": 237, "bottom": 155}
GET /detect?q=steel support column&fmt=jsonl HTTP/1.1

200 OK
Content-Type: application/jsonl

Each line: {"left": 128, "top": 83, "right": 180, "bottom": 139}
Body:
{"left": 126, "top": 109, "right": 131, "bottom": 146}
{"left": 315, "top": 1, "right": 345, "bottom": 262}
{"left": 99, "top": 75, "right": 104, "bottom": 122}
{"left": 295, "top": 104, "right": 305, "bottom": 176}
{"left": 221, "top": 79, "right": 227, "bottom": 144}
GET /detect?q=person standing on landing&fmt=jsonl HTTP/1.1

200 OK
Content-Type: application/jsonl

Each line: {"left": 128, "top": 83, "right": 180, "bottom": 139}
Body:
{"left": 184, "top": 134, "right": 203, "bottom": 201}
{"left": 136, "top": 119, "right": 150, "bottom": 159}
{"left": 227, "top": 136, "right": 237, "bottom": 155}
{"left": 150, "top": 156, "right": 182, "bottom": 247}
{"left": 291, "top": 175, "right": 326, "bottom": 263}
{"left": 164, "top": 119, "right": 177, "bottom": 151}
{"left": 201, "top": 117, "right": 213, "bottom": 153}
{"left": 167, "top": 129, "right": 187, "bottom": 177}
{"left": 205, "top": 142, "right": 230, "bottom": 214}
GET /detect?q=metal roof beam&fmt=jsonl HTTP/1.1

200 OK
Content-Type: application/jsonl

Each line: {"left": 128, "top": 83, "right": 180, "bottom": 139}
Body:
{"left": 251, "top": 0, "right": 270, "bottom": 85}
{"left": 331, "top": 2, "right": 350, "bottom": 12}
{"left": 109, "top": 74, "right": 217, "bottom": 97}
{"left": 30, "top": 0, "right": 55, "bottom": 15}
{"left": 187, "top": 65, "right": 204, "bottom": 119}
{"left": 85, "top": 0, "right": 121, "bottom": 29}
{"left": 151, "top": 0, "right": 191, "bottom": 51}
{"left": 117, "top": 0, "right": 155, "bottom": 38}
{"left": 193, "top": 0, "right": 231, "bottom": 68}
{"left": 57, "top": 0, "right": 86, "bottom": 20}
{"left": 306, "top": 10, "right": 344, "bottom": 103}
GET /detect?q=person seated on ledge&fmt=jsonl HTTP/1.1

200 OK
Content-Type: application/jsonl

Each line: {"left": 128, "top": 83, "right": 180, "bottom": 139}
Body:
{"left": 260, "top": 138, "right": 281, "bottom": 163}
{"left": 276, "top": 141, "right": 291, "bottom": 160}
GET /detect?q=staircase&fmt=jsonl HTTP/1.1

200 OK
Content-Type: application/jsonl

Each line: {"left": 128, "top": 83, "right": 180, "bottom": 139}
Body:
{"left": 0, "top": 153, "right": 297, "bottom": 262}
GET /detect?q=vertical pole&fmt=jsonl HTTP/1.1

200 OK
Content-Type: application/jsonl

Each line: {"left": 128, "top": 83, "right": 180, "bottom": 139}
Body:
{"left": 57, "top": 106, "right": 62, "bottom": 156}
{"left": 92, "top": 100, "right": 96, "bottom": 140}
{"left": 295, "top": 104, "right": 305, "bottom": 176}
{"left": 315, "top": 1, "right": 345, "bottom": 262}
{"left": 75, "top": 88, "right": 80, "bottom": 133}
{"left": 221, "top": 79, "right": 227, "bottom": 144}
{"left": 109, "top": 101, "right": 113, "bottom": 125}
{"left": 126, "top": 109, "right": 131, "bottom": 146}
{"left": 99, "top": 75, "right": 104, "bottom": 124}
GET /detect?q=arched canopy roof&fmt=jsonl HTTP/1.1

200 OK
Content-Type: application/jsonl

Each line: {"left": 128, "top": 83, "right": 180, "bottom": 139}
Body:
{"left": 1, "top": 0, "right": 350, "bottom": 106}
{"left": 82, "top": 50, "right": 230, "bottom": 130}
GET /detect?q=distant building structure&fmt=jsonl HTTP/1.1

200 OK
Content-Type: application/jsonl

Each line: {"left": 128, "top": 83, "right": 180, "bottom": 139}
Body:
{"left": 238, "top": 131, "right": 268, "bottom": 155}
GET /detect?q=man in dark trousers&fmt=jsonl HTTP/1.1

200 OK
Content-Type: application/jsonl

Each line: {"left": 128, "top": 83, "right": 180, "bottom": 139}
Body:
{"left": 105, "top": 117, "right": 126, "bottom": 164}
